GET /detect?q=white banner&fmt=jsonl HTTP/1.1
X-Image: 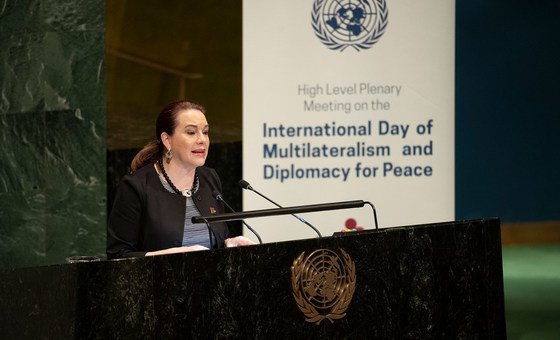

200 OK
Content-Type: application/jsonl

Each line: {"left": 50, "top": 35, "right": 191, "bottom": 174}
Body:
{"left": 243, "top": 0, "right": 455, "bottom": 242}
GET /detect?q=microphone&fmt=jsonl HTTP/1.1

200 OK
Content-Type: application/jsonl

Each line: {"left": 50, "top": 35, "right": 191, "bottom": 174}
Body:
{"left": 212, "top": 190, "right": 263, "bottom": 244}
{"left": 238, "top": 180, "right": 322, "bottom": 238}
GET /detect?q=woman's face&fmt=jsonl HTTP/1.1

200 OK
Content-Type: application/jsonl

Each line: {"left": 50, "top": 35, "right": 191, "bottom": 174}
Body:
{"left": 162, "top": 109, "right": 209, "bottom": 170}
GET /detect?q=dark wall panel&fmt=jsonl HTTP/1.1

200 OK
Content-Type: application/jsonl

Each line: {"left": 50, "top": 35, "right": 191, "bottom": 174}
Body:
{"left": 0, "top": 0, "right": 106, "bottom": 269}
{"left": 456, "top": 0, "right": 560, "bottom": 222}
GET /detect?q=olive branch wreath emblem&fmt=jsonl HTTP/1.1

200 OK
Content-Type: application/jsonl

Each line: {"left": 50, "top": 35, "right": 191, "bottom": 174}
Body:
{"left": 291, "top": 249, "right": 356, "bottom": 325}
{"left": 311, "top": 0, "right": 389, "bottom": 51}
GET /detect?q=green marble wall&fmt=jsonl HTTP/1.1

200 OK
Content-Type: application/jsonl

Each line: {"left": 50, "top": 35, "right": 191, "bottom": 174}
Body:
{"left": 0, "top": 0, "right": 106, "bottom": 268}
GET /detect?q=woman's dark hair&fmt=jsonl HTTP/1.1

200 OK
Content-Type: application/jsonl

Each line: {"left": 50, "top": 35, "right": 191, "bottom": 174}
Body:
{"left": 130, "top": 100, "right": 206, "bottom": 172}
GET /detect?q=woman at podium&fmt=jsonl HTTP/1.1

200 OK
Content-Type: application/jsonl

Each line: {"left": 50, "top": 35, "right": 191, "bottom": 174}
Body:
{"left": 107, "top": 100, "right": 253, "bottom": 259}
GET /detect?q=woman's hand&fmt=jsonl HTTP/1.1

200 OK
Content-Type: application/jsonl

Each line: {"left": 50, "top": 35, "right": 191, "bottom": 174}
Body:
{"left": 145, "top": 245, "right": 209, "bottom": 256}
{"left": 224, "top": 236, "right": 256, "bottom": 248}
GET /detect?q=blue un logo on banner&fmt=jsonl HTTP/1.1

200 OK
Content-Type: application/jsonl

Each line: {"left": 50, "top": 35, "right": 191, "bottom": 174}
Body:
{"left": 312, "top": 0, "right": 388, "bottom": 52}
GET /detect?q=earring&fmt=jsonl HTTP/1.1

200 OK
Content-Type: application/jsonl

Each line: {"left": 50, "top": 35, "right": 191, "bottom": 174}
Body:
{"left": 165, "top": 149, "right": 173, "bottom": 163}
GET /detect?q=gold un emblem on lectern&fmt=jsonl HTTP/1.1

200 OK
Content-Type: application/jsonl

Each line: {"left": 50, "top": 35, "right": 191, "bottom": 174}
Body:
{"left": 291, "top": 248, "right": 356, "bottom": 324}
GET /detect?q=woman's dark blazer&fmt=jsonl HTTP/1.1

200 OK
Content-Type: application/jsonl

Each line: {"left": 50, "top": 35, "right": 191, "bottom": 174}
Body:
{"left": 107, "top": 164, "right": 229, "bottom": 259}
